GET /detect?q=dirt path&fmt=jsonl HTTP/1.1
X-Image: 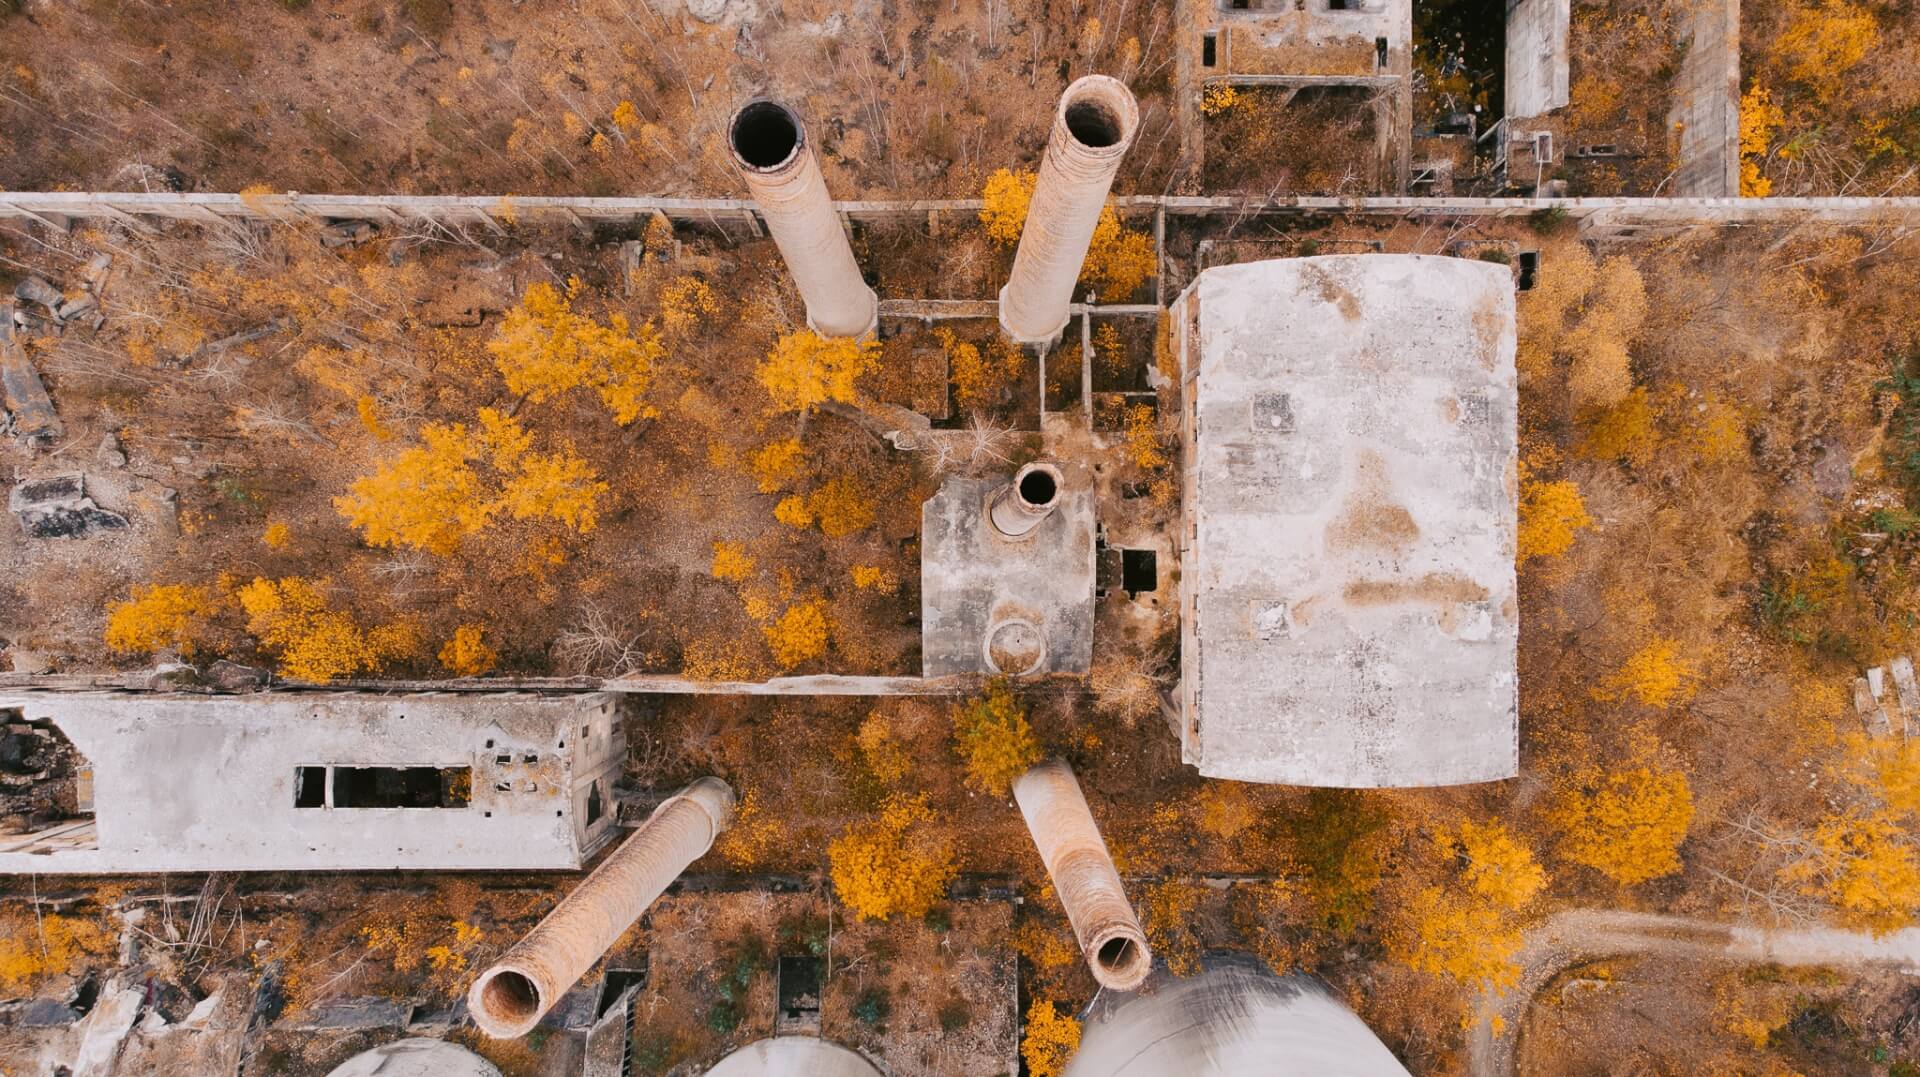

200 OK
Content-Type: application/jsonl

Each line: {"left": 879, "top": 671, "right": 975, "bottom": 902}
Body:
{"left": 1469, "top": 909, "right": 1920, "bottom": 1077}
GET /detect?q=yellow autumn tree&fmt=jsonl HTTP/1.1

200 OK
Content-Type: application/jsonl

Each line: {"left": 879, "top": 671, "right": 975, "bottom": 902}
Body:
{"left": 104, "top": 583, "right": 218, "bottom": 656}
{"left": 951, "top": 681, "right": 1043, "bottom": 795}
{"left": 1515, "top": 243, "right": 1644, "bottom": 407}
{"left": 438, "top": 624, "right": 498, "bottom": 677}
{"left": 1021, "top": 1000, "right": 1082, "bottom": 1077}
{"left": 1083, "top": 206, "right": 1157, "bottom": 302}
{"left": 1774, "top": 0, "right": 1877, "bottom": 91}
{"left": 979, "top": 167, "right": 1036, "bottom": 245}
{"left": 658, "top": 275, "right": 718, "bottom": 337}
{"left": 1385, "top": 819, "right": 1545, "bottom": 988}
{"left": 1738, "top": 84, "right": 1784, "bottom": 196}
{"left": 1593, "top": 638, "right": 1698, "bottom": 708}
{"left": 1518, "top": 476, "right": 1593, "bottom": 563}
{"left": 488, "top": 279, "right": 663, "bottom": 424}
{"left": 335, "top": 409, "right": 608, "bottom": 555}
{"left": 1550, "top": 757, "right": 1694, "bottom": 885}
{"left": 711, "top": 540, "right": 756, "bottom": 582}
{"left": 858, "top": 712, "right": 913, "bottom": 785}
{"left": 805, "top": 473, "right": 876, "bottom": 538}
{"left": 236, "top": 576, "right": 418, "bottom": 683}
{"left": 939, "top": 327, "right": 1023, "bottom": 412}
{"left": 757, "top": 330, "right": 880, "bottom": 414}
{"left": 763, "top": 597, "right": 831, "bottom": 668}
{"left": 750, "top": 437, "right": 807, "bottom": 493}
{"left": 829, "top": 793, "right": 958, "bottom": 920}
{"left": 1785, "top": 810, "right": 1920, "bottom": 935}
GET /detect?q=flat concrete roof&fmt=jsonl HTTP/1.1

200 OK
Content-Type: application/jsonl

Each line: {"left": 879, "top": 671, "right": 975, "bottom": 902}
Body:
{"left": 921, "top": 470, "right": 1096, "bottom": 677}
{"left": 0, "top": 691, "right": 624, "bottom": 872}
{"left": 1176, "top": 255, "right": 1518, "bottom": 787}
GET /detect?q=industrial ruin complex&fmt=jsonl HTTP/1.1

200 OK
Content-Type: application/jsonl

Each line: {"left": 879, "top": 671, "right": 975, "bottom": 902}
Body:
{"left": 1, "top": 0, "right": 1917, "bottom": 1072}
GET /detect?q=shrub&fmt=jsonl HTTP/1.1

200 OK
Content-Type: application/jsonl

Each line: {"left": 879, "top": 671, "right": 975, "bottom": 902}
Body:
{"left": 104, "top": 583, "right": 217, "bottom": 656}
{"left": 1021, "top": 1000, "right": 1082, "bottom": 1077}
{"left": 438, "top": 624, "right": 498, "bottom": 677}
{"left": 829, "top": 793, "right": 957, "bottom": 920}
{"left": 951, "top": 682, "right": 1042, "bottom": 796}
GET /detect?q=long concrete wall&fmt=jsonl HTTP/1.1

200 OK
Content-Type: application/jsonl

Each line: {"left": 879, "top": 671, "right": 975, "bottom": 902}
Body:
{"left": 0, "top": 192, "right": 1916, "bottom": 233}
{"left": 1668, "top": 0, "right": 1742, "bottom": 197}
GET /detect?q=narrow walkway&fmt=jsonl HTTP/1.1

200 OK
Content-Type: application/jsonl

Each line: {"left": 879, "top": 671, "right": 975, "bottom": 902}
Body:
{"left": 1667, "top": 0, "right": 1742, "bottom": 196}
{"left": 1470, "top": 909, "right": 1920, "bottom": 1076}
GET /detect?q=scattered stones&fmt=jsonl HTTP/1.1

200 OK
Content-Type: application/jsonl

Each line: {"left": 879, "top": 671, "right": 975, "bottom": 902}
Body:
{"left": 1, "top": 317, "right": 62, "bottom": 448}
{"left": 206, "top": 660, "right": 270, "bottom": 693}
{"left": 12, "top": 276, "right": 63, "bottom": 313}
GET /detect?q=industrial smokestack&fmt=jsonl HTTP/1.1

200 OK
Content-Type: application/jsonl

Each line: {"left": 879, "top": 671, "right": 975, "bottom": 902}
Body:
{"left": 468, "top": 777, "right": 736, "bottom": 1038}
{"left": 728, "top": 100, "right": 879, "bottom": 340}
{"left": 998, "top": 76, "right": 1141, "bottom": 343}
{"left": 1013, "top": 760, "right": 1152, "bottom": 991}
{"left": 988, "top": 461, "right": 1063, "bottom": 539}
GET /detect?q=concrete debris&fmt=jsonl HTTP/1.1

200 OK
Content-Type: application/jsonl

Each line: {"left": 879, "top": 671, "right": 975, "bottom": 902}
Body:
{"left": 9, "top": 474, "right": 129, "bottom": 539}
{"left": 1, "top": 317, "right": 62, "bottom": 447}
{"left": 4, "top": 649, "right": 51, "bottom": 675}
{"left": 319, "top": 219, "right": 378, "bottom": 248}
{"left": 68, "top": 980, "right": 142, "bottom": 1077}
{"left": 13, "top": 275, "right": 63, "bottom": 313}
{"left": 82, "top": 253, "right": 113, "bottom": 296}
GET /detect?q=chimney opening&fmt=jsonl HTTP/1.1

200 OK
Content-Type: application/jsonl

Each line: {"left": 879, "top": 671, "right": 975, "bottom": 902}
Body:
{"left": 1065, "top": 101, "right": 1122, "bottom": 148}
{"left": 1019, "top": 468, "right": 1058, "bottom": 507}
{"left": 730, "top": 101, "right": 802, "bottom": 170}
{"left": 1097, "top": 936, "right": 1141, "bottom": 973}
{"left": 477, "top": 968, "right": 542, "bottom": 1029}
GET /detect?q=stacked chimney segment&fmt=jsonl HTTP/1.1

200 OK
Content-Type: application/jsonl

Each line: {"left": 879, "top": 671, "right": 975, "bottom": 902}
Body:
{"left": 728, "top": 100, "right": 878, "bottom": 340}
{"left": 998, "top": 76, "right": 1141, "bottom": 343}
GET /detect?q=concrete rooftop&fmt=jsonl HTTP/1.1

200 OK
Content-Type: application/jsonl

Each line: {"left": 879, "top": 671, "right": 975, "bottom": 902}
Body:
{"left": 1173, "top": 255, "right": 1518, "bottom": 787}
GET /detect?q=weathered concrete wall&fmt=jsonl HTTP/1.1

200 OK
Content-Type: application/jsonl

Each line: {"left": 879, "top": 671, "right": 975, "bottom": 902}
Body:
{"left": 1668, "top": 0, "right": 1741, "bottom": 197}
{"left": 0, "top": 191, "right": 1914, "bottom": 233}
{"left": 1013, "top": 760, "right": 1151, "bottom": 991}
{"left": 1175, "top": 256, "right": 1518, "bottom": 788}
{"left": 704, "top": 1039, "right": 883, "bottom": 1076}
{"left": 469, "top": 777, "right": 734, "bottom": 1038}
{"left": 1505, "top": 0, "right": 1570, "bottom": 119}
{"left": 0, "top": 691, "right": 621, "bottom": 873}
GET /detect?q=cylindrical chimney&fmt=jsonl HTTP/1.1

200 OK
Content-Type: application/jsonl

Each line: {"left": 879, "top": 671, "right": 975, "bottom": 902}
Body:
{"left": 998, "top": 76, "right": 1140, "bottom": 343}
{"left": 468, "top": 777, "right": 736, "bottom": 1038}
{"left": 989, "top": 461, "right": 1063, "bottom": 539}
{"left": 1013, "top": 760, "right": 1152, "bottom": 991}
{"left": 728, "top": 100, "right": 878, "bottom": 340}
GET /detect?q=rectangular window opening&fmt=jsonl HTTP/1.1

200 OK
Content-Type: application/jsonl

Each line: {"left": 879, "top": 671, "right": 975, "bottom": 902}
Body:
{"left": 1375, "top": 36, "right": 1388, "bottom": 68}
{"left": 294, "top": 765, "right": 327, "bottom": 808}
{"left": 331, "top": 766, "right": 472, "bottom": 809}
{"left": 1201, "top": 33, "right": 1217, "bottom": 67}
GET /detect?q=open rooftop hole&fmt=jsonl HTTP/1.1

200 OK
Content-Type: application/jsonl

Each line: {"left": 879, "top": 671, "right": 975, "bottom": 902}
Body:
{"left": 1122, "top": 549, "right": 1158, "bottom": 595}
{"left": 731, "top": 101, "right": 801, "bottom": 170}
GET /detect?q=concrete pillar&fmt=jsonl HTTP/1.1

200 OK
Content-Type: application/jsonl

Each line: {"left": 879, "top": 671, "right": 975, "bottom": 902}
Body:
{"left": 988, "top": 461, "right": 1062, "bottom": 539}
{"left": 1013, "top": 759, "right": 1151, "bottom": 990}
{"left": 728, "top": 100, "right": 878, "bottom": 340}
{"left": 998, "top": 76, "right": 1140, "bottom": 343}
{"left": 468, "top": 777, "right": 736, "bottom": 1038}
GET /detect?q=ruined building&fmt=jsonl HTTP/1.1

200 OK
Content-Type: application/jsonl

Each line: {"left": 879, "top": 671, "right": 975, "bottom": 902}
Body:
{"left": 0, "top": 691, "right": 625, "bottom": 871}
